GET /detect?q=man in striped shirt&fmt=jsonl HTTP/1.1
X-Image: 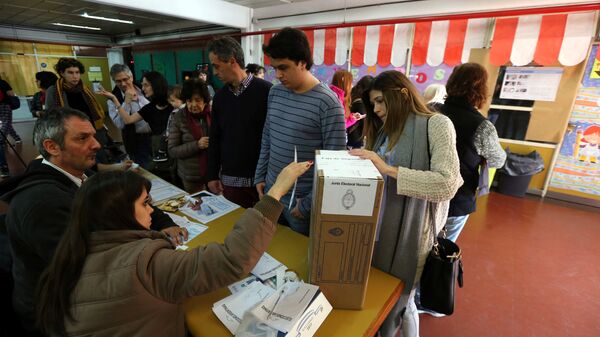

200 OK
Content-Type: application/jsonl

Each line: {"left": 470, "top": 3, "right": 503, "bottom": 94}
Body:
{"left": 255, "top": 27, "right": 346, "bottom": 236}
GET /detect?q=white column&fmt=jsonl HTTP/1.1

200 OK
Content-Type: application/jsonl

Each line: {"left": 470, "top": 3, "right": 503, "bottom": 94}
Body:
{"left": 106, "top": 48, "right": 125, "bottom": 87}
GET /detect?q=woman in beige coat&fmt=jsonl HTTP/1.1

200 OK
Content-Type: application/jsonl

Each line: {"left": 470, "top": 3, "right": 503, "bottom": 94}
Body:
{"left": 36, "top": 162, "right": 312, "bottom": 337}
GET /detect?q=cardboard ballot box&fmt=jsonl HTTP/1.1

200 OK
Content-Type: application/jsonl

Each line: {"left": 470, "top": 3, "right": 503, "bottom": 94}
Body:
{"left": 308, "top": 150, "right": 384, "bottom": 309}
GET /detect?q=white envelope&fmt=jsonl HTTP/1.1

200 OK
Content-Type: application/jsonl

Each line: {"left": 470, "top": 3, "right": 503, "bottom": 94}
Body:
{"left": 213, "top": 281, "right": 275, "bottom": 334}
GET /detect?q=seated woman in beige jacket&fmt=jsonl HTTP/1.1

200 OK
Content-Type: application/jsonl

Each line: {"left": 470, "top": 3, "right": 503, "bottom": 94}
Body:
{"left": 37, "top": 162, "right": 312, "bottom": 337}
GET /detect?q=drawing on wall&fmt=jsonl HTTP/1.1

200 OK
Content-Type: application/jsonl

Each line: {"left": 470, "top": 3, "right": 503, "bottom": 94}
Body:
{"left": 264, "top": 63, "right": 453, "bottom": 93}
{"left": 549, "top": 87, "right": 600, "bottom": 197}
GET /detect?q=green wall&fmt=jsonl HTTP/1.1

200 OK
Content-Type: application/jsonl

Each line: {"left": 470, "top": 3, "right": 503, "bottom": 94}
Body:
{"left": 152, "top": 51, "right": 177, "bottom": 85}
{"left": 133, "top": 52, "right": 152, "bottom": 82}
{"left": 133, "top": 49, "right": 222, "bottom": 87}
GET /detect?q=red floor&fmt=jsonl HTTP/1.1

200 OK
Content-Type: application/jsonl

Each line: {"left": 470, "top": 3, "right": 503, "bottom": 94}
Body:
{"left": 4, "top": 120, "right": 600, "bottom": 337}
{"left": 421, "top": 193, "right": 600, "bottom": 337}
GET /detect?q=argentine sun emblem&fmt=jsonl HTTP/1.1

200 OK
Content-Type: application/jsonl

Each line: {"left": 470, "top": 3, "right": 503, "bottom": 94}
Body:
{"left": 342, "top": 189, "right": 356, "bottom": 210}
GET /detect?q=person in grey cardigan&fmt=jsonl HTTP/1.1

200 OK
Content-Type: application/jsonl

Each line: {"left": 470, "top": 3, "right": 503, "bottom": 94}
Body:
{"left": 350, "top": 71, "right": 462, "bottom": 337}
{"left": 167, "top": 79, "right": 211, "bottom": 193}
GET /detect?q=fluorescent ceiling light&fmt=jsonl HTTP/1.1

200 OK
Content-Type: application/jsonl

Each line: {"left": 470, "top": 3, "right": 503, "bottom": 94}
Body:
{"left": 52, "top": 23, "right": 101, "bottom": 31}
{"left": 81, "top": 12, "right": 134, "bottom": 24}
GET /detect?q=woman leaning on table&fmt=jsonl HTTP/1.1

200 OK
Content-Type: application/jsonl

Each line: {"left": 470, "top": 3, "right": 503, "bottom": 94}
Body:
{"left": 36, "top": 162, "right": 312, "bottom": 337}
{"left": 168, "top": 79, "right": 212, "bottom": 193}
{"left": 350, "top": 70, "right": 462, "bottom": 337}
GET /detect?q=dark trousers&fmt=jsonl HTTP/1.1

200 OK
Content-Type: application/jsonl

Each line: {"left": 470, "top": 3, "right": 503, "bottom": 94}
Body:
{"left": 122, "top": 126, "right": 152, "bottom": 169}
{"left": 0, "top": 103, "right": 20, "bottom": 144}
{"left": 223, "top": 186, "right": 259, "bottom": 209}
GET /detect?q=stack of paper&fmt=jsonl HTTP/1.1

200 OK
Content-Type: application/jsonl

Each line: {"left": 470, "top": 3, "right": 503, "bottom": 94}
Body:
{"left": 212, "top": 281, "right": 275, "bottom": 334}
{"left": 213, "top": 252, "right": 332, "bottom": 337}
{"left": 149, "top": 178, "right": 186, "bottom": 203}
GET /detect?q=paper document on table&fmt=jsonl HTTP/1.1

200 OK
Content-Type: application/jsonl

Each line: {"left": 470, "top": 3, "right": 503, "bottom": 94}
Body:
{"left": 212, "top": 281, "right": 275, "bottom": 334}
{"left": 149, "top": 178, "right": 186, "bottom": 203}
{"left": 178, "top": 190, "right": 240, "bottom": 224}
{"left": 250, "top": 282, "right": 319, "bottom": 333}
{"left": 165, "top": 213, "right": 208, "bottom": 250}
{"left": 228, "top": 275, "right": 260, "bottom": 294}
{"left": 251, "top": 252, "right": 287, "bottom": 281}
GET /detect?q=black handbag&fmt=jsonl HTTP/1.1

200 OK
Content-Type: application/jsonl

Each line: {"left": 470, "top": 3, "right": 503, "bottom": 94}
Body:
{"left": 419, "top": 215, "right": 464, "bottom": 315}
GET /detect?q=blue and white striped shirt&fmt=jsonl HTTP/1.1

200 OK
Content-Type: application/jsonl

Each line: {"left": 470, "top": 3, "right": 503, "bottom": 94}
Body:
{"left": 255, "top": 83, "right": 346, "bottom": 216}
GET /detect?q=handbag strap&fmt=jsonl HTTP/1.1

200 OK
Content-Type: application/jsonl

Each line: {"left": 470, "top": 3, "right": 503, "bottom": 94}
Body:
{"left": 424, "top": 117, "right": 440, "bottom": 255}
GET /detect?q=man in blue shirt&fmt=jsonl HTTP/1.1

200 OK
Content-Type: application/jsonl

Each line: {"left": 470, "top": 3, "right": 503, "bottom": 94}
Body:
{"left": 255, "top": 27, "right": 346, "bottom": 235}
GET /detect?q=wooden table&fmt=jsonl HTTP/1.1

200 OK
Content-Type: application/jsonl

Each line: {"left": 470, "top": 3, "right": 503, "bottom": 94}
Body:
{"left": 182, "top": 208, "right": 404, "bottom": 337}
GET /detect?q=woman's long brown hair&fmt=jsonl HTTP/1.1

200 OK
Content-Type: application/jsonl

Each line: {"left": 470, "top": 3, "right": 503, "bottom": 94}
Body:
{"left": 331, "top": 69, "right": 353, "bottom": 119}
{"left": 363, "top": 70, "right": 435, "bottom": 151}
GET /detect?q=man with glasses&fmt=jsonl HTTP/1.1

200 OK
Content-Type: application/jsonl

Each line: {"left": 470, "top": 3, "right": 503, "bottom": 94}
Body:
{"left": 106, "top": 64, "right": 152, "bottom": 168}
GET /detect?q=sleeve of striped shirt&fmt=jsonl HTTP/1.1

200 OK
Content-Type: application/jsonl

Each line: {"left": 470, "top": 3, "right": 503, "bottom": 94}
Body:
{"left": 254, "top": 92, "right": 273, "bottom": 185}
{"left": 297, "top": 96, "right": 347, "bottom": 217}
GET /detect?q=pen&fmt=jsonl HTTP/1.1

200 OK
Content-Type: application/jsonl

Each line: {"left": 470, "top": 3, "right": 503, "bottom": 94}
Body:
{"left": 267, "top": 288, "right": 286, "bottom": 320}
{"left": 288, "top": 146, "right": 298, "bottom": 210}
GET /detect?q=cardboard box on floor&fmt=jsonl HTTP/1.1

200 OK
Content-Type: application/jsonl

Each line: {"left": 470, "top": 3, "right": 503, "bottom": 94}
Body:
{"left": 308, "top": 150, "right": 384, "bottom": 309}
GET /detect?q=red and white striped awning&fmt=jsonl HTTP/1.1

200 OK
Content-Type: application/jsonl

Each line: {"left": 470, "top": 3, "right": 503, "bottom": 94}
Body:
{"left": 490, "top": 11, "right": 597, "bottom": 66}
{"left": 262, "top": 11, "right": 597, "bottom": 68}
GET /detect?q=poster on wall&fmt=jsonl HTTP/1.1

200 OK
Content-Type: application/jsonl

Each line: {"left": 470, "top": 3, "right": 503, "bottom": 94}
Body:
{"left": 549, "top": 87, "right": 600, "bottom": 198}
{"left": 583, "top": 45, "right": 600, "bottom": 87}
{"left": 499, "top": 67, "right": 563, "bottom": 101}
{"left": 263, "top": 63, "right": 452, "bottom": 94}
{"left": 87, "top": 66, "right": 103, "bottom": 81}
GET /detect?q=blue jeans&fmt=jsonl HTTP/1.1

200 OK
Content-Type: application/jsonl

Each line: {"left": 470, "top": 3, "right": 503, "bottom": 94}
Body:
{"left": 279, "top": 194, "right": 310, "bottom": 236}
{"left": 444, "top": 215, "right": 470, "bottom": 243}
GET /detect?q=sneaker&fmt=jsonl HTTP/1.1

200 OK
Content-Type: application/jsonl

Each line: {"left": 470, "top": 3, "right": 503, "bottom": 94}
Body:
{"left": 0, "top": 168, "right": 10, "bottom": 178}
{"left": 153, "top": 153, "right": 168, "bottom": 162}
{"left": 417, "top": 308, "right": 446, "bottom": 318}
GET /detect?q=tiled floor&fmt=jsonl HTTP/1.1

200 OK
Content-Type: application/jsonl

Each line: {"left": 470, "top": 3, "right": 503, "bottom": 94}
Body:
{"left": 421, "top": 192, "right": 600, "bottom": 337}
{"left": 4, "top": 120, "right": 600, "bottom": 337}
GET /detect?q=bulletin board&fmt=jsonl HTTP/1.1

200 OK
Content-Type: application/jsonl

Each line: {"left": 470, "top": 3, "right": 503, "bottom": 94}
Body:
{"left": 471, "top": 48, "right": 588, "bottom": 143}
{"left": 548, "top": 44, "right": 600, "bottom": 202}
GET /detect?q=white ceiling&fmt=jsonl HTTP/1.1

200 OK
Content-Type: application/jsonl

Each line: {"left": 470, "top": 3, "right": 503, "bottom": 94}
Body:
{"left": 0, "top": 0, "right": 595, "bottom": 42}
{"left": 224, "top": 0, "right": 314, "bottom": 8}
{"left": 0, "top": 0, "right": 221, "bottom": 36}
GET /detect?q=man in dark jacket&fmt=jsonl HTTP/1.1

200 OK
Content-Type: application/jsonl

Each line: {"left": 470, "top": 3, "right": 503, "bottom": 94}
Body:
{"left": 0, "top": 107, "right": 184, "bottom": 334}
{"left": 206, "top": 37, "right": 272, "bottom": 208}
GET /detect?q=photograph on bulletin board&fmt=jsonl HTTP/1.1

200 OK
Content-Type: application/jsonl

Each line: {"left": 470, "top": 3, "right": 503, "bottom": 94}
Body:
{"left": 550, "top": 43, "right": 600, "bottom": 199}
{"left": 549, "top": 87, "right": 600, "bottom": 198}
{"left": 582, "top": 44, "right": 600, "bottom": 88}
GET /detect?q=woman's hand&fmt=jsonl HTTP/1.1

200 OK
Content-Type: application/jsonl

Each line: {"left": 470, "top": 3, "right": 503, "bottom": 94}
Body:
{"left": 161, "top": 226, "right": 189, "bottom": 246}
{"left": 352, "top": 112, "right": 366, "bottom": 120}
{"left": 97, "top": 89, "right": 117, "bottom": 101}
{"left": 124, "top": 89, "right": 138, "bottom": 103}
{"left": 267, "top": 161, "right": 313, "bottom": 201}
{"left": 349, "top": 149, "right": 394, "bottom": 177}
{"left": 197, "top": 137, "right": 209, "bottom": 149}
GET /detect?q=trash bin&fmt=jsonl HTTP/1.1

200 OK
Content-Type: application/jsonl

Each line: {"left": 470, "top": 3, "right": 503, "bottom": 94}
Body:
{"left": 496, "top": 148, "right": 544, "bottom": 197}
